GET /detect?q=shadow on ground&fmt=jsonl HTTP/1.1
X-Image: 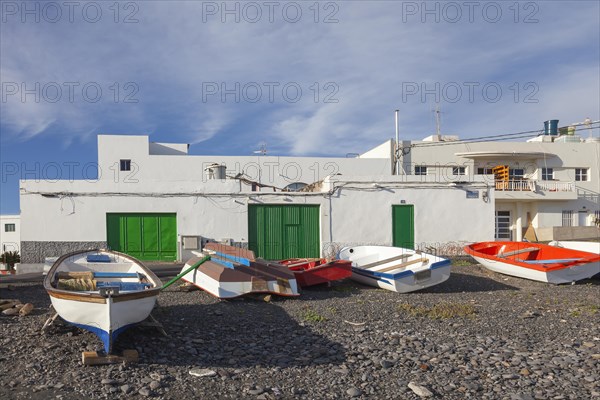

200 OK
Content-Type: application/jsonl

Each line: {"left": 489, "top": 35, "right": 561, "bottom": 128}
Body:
{"left": 112, "top": 300, "right": 346, "bottom": 369}
{"left": 425, "top": 272, "right": 519, "bottom": 293}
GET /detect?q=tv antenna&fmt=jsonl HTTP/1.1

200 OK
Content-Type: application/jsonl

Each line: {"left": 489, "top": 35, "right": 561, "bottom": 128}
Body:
{"left": 432, "top": 105, "right": 443, "bottom": 136}
{"left": 253, "top": 142, "right": 267, "bottom": 156}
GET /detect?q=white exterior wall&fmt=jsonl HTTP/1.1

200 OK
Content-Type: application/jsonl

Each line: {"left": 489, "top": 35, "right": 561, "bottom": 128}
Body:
{"left": 97, "top": 135, "right": 392, "bottom": 188}
{"left": 20, "top": 176, "right": 493, "bottom": 260}
{"left": 0, "top": 215, "right": 20, "bottom": 253}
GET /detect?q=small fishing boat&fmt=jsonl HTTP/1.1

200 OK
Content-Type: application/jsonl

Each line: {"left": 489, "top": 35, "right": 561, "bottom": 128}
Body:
{"left": 338, "top": 246, "right": 451, "bottom": 293}
{"left": 464, "top": 241, "right": 600, "bottom": 284}
{"left": 277, "top": 258, "right": 352, "bottom": 287}
{"left": 181, "top": 243, "right": 299, "bottom": 298}
{"left": 548, "top": 241, "right": 600, "bottom": 255}
{"left": 44, "top": 249, "right": 162, "bottom": 353}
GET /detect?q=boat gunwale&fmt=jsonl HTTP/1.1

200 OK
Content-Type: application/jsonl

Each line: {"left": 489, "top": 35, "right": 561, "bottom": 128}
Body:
{"left": 44, "top": 248, "right": 163, "bottom": 301}
{"left": 279, "top": 258, "right": 353, "bottom": 274}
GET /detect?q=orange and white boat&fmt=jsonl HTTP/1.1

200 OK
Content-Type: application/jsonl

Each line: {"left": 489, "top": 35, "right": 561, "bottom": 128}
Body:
{"left": 464, "top": 241, "right": 600, "bottom": 284}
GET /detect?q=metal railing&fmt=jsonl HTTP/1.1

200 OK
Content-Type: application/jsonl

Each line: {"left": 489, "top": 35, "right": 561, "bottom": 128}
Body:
{"left": 495, "top": 180, "right": 574, "bottom": 192}
{"left": 534, "top": 180, "right": 574, "bottom": 192}
{"left": 495, "top": 180, "right": 535, "bottom": 191}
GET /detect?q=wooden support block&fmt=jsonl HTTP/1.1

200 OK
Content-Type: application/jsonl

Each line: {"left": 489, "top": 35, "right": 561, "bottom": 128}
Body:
{"left": 0, "top": 300, "right": 21, "bottom": 311}
{"left": 179, "top": 282, "right": 199, "bottom": 292}
{"left": 82, "top": 350, "right": 139, "bottom": 366}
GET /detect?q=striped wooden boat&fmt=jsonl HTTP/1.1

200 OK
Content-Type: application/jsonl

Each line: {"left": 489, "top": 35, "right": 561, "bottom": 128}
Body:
{"left": 181, "top": 243, "right": 299, "bottom": 298}
{"left": 338, "top": 245, "right": 451, "bottom": 293}
{"left": 465, "top": 241, "right": 600, "bottom": 284}
{"left": 44, "top": 249, "right": 162, "bottom": 354}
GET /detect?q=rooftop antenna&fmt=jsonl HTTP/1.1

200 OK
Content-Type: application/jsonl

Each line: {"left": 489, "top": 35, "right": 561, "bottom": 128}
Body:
{"left": 395, "top": 109, "right": 400, "bottom": 175}
{"left": 432, "top": 105, "right": 443, "bottom": 136}
{"left": 253, "top": 142, "right": 267, "bottom": 156}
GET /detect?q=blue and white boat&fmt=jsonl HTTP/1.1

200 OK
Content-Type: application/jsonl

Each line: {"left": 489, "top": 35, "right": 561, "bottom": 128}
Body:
{"left": 44, "top": 249, "right": 162, "bottom": 354}
{"left": 338, "top": 245, "right": 451, "bottom": 293}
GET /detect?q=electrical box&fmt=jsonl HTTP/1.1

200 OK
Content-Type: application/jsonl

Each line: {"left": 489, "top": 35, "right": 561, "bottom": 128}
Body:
{"left": 181, "top": 236, "right": 200, "bottom": 250}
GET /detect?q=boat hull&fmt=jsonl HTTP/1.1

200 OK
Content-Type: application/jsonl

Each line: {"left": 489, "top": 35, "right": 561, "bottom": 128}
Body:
{"left": 549, "top": 241, "right": 600, "bottom": 255}
{"left": 470, "top": 254, "right": 600, "bottom": 284}
{"left": 339, "top": 245, "right": 452, "bottom": 293}
{"left": 350, "top": 263, "right": 451, "bottom": 293}
{"left": 44, "top": 249, "right": 162, "bottom": 353}
{"left": 465, "top": 241, "right": 600, "bottom": 284}
{"left": 279, "top": 258, "right": 352, "bottom": 287}
{"left": 181, "top": 257, "right": 299, "bottom": 298}
{"left": 48, "top": 293, "right": 157, "bottom": 353}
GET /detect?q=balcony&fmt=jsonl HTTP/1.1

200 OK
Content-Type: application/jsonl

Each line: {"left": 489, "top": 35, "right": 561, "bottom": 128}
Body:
{"left": 494, "top": 179, "right": 577, "bottom": 200}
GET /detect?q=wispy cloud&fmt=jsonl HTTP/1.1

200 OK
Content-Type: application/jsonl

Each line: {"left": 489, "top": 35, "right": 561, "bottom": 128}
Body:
{"left": 1, "top": 1, "right": 598, "bottom": 154}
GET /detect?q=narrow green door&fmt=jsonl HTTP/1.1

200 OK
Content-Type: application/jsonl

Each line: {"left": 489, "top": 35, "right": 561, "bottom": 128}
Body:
{"left": 392, "top": 205, "right": 414, "bottom": 249}
{"left": 248, "top": 205, "right": 320, "bottom": 260}
{"left": 106, "top": 213, "right": 177, "bottom": 261}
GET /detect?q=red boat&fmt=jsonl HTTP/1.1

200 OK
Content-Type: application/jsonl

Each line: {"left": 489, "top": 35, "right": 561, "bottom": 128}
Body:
{"left": 277, "top": 258, "right": 352, "bottom": 287}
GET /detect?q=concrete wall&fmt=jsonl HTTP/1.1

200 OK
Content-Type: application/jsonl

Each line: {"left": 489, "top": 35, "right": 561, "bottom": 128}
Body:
{"left": 97, "top": 135, "right": 392, "bottom": 188}
{"left": 19, "top": 176, "right": 494, "bottom": 262}
{"left": 0, "top": 215, "right": 20, "bottom": 253}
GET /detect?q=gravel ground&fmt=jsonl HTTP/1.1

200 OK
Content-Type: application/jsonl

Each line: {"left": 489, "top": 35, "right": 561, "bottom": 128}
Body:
{"left": 1, "top": 261, "right": 599, "bottom": 399}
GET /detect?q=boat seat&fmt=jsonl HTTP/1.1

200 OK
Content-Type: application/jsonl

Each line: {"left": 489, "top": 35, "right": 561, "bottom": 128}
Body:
{"left": 363, "top": 254, "right": 412, "bottom": 269}
{"left": 375, "top": 258, "right": 429, "bottom": 273}
{"left": 497, "top": 247, "right": 539, "bottom": 258}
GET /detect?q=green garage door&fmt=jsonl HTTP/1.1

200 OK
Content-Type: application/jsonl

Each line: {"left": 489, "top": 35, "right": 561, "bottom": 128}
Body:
{"left": 248, "top": 205, "right": 320, "bottom": 260}
{"left": 107, "top": 213, "right": 177, "bottom": 261}
{"left": 392, "top": 205, "right": 414, "bottom": 249}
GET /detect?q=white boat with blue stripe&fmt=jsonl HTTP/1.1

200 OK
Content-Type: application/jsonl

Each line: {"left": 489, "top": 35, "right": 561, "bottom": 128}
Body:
{"left": 338, "top": 246, "right": 452, "bottom": 293}
{"left": 44, "top": 249, "right": 162, "bottom": 354}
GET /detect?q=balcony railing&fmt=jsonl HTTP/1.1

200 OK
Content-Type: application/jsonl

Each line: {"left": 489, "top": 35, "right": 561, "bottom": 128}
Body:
{"left": 534, "top": 180, "right": 574, "bottom": 192}
{"left": 495, "top": 180, "right": 535, "bottom": 191}
{"left": 495, "top": 180, "right": 574, "bottom": 192}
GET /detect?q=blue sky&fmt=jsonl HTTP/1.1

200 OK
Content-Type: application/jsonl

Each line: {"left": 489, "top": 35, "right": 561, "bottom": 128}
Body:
{"left": 1, "top": 0, "right": 599, "bottom": 213}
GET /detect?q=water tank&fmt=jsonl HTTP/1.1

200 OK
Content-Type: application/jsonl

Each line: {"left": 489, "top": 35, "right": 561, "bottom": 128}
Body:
{"left": 543, "top": 120, "right": 559, "bottom": 135}
{"left": 204, "top": 163, "right": 227, "bottom": 180}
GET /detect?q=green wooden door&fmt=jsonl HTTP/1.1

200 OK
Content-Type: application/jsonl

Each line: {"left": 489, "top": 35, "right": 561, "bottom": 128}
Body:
{"left": 106, "top": 213, "right": 177, "bottom": 261}
{"left": 248, "top": 205, "right": 320, "bottom": 260}
{"left": 392, "top": 205, "right": 414, "bottom": 249}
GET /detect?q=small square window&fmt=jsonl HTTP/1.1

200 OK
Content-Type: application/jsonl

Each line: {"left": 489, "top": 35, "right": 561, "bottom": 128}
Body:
{"left": 510, "top": 168, "right": 524, "bottom": 179}
{"left": 120, "top": 160, "right": 131, "bottom": 171}
{"left": 4, "top": 224, "right": 16, "bottom": 232}
{"left": 575, "top": 168, "right": 588, "bottom": 181}
{"left": 415, "top": 166, "right": 427, "bottom": 176}
{"left": 452, "top": 166, "right": 466, "bottom": 176}
{"left": 541, "top": 168, "right": 553, "bottom": 181}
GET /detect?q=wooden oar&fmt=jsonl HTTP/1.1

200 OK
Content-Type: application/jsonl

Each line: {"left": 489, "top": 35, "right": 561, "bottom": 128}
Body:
{"left": 161, "top": 255, "right": 211, "bottom": 290}
{"left": 518, "top": 258, "right": 583, "bottom": 264}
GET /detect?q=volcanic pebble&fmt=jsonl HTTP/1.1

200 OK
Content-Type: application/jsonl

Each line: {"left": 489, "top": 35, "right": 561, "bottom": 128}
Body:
{"left": 0, "top": 262, "right": 598, "bottom": 399}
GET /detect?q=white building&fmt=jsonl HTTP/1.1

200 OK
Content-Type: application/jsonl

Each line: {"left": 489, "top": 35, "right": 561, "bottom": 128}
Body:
{"left": 395, "top": 126, "right": 600, "bottom": 242}
{"left": 19, "top": 135, "right": 494, "bottom": 262}
{"left": 0, "top": 215, "right": 20, "bottom": 253}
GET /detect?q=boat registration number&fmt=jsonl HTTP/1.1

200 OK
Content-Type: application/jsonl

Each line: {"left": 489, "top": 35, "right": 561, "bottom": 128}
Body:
{"left": 414, "top": 270, "right": 431, "bottom": 282}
